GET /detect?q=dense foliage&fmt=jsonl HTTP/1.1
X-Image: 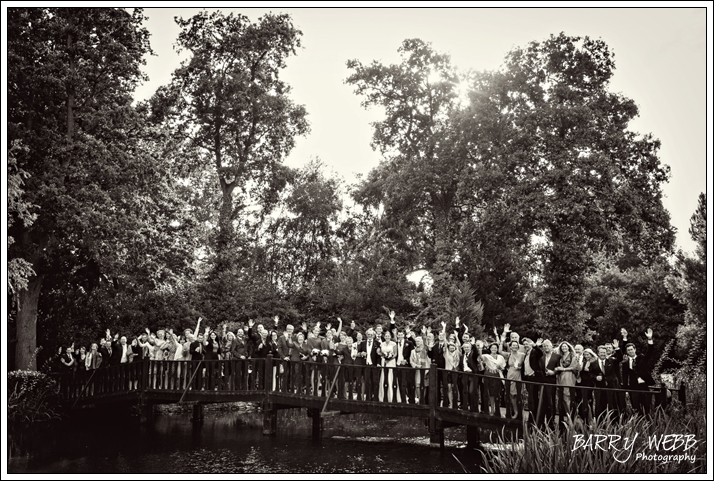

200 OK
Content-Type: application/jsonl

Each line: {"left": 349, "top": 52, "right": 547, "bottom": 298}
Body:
{"left": 7, "top": 9, "right": 694, "bottom": 377}
{"left": 8, "top": 370, "right": 64, "bottom": 424}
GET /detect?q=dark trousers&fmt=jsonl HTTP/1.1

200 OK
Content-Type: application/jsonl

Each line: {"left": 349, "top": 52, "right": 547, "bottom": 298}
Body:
{"left": 542, "top": 376, "right": 557, "bottom": 427}
{"left": 364, "top": 364, "right": 380, "bottom": 401}
{"left": 397, "top": 367, "right": 414, "bottom": 403}
{"left": 523, "top": 374, "right": 542, "bottom": 424}
{"left": 628, "top": 385, "right": 653, "bottom": 416}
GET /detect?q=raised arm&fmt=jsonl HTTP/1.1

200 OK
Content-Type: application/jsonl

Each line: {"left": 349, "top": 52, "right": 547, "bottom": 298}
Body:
{"left": 193, "top": 317, "right": 202, "bottom": 339}
{"left": 335, "top": 317, "right": 343, "bottom": 338}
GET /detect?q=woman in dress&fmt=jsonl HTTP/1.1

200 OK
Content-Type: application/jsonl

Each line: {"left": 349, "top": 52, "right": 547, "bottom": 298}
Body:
{"left": 480, "top": 342, "right": 506, "bottom": 415}
{"left": 203, "top": 331, "right": 221, "bottom": 361}
{"left": 410, "top": 336, "right": 431, "bottom": 404}
{"left": 268, "top": 330, "right": 281, "bottom": 390}
{"left": 444, "top": 342, "right": 460, "bottom": 408}
{"left": 555, "top": 341, "right": 580, "bottom": 415}
{"left": 576, "top": 348, "right": 597, "bottom": 422}
{"left": 75, "top": 346, "right": 87, "bottom": 372}
{"left": 501, "top": 340, "right": 526, "bottom": 418}
{"left": 377, "top": 331, "right": 399, "bottom": 402}
{"left": 336, "top": 336, "right": 358, "bottom": 399}
{"left": 288, "top": 331, "right": 311, "bottom": 394}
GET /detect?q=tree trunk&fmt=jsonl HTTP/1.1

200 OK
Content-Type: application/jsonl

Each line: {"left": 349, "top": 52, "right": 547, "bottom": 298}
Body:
{"left": 15, "top": 274, "right": 44, "bottom": 371}
{"left": 215, "top": 186, "right": 236, "bottom": 272}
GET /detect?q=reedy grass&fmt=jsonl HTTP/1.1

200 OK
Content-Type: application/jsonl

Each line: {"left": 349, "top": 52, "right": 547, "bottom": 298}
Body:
{"left": 480, "top": 408, "right": 706, "bottom": 474}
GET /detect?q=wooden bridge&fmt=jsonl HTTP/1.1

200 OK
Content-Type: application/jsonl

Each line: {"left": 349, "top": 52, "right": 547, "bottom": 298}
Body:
{"left": 51, "top": 356, "right": 683, "bottom": 448}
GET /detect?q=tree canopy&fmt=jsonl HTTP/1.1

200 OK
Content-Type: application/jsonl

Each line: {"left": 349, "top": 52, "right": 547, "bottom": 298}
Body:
{"left": 7, "top": 13, "right": 689, "bottom": 374}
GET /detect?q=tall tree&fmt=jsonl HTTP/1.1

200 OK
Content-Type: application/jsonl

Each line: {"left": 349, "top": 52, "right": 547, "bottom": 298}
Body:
{"left": 7, "top": 8, "right": 192, "bottom": 370}
{"left": 347, "top": 39, "right": 463, "bottom": 321}
{"left": 461, "top": 33, "right": 675, "bottom": 341}
{"left": 255, "top": 159, "right": 343, "bottom": 296}
{"left": 151, "top": 11, "right": 309, "bottom": 272}
{"left": 666, "top": 192, "right": 707, "bottom": 357}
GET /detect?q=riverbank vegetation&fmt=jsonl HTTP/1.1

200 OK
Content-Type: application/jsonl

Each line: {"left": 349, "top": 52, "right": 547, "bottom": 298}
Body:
{"left": 480, "top": 364, "right": 707, "bottom": 474}
{"left": 8, "top": 370, "right": 64, "bottom": 425}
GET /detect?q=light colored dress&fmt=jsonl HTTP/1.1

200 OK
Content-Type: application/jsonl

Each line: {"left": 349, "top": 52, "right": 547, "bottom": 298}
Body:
{"left": 378, "top": 341, "right": 400, "bottom": 403}
{"left": 504, "top": 350, "right": 526, "bottom": 396}
{"left": 482, "top": 353, "right": 506, "bottom": 396}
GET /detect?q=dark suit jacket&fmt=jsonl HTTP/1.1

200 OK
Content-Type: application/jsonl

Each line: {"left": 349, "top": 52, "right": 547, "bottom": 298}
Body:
{"left": 621, "top": 342, "right": 655, "bottom": 387}
{"left": 287, "top": 339, "right": 311, "bottom": 362}
{"left": 539, "top": 351, "right": 562, "bottom": 382}
{"left": 189, "top": 340, "right": 204, "bottom": 361}
{"left": 590, "top": 357, "right": 620, "bottom": 388}
{"left": 277, "top": 335, "right": 291, "bottom": 359}
{"left": 522, "top": 345, "right": 545, "bottom": 381}
{"left": 428, "top": 343, "right": 447, "bottom": 369}
{"left": 111, "top": 341, "right": 133, "bottom": 365}
{"left": 458, "top": 349, "right": 480, "bottom": 373}
{"left": 358, "top": 339, "right": 382, "bottom": 366}
{"left": 230, "top": 337, "right": 248, "bottom": 359}
{"left": 100, "top": 346, "right": 113, "bottom": 367}
{"left": 579, "top": 361, "right": 597, "bottom": 387}
{"left": 394, "top": 339, "right": 414, "bottom": 366}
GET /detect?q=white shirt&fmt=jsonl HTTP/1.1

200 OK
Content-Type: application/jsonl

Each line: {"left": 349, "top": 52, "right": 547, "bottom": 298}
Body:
{"left": 367, "top": 341, "right": 374, "bottom": 365}
{"left": 120, "top": 344, "right": 128, "bottom": 363}
{"left": 397, "top": 341, "right": 405, "bottom": 364}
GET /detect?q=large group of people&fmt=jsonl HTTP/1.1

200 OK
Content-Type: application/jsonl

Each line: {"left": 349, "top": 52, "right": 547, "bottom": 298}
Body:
{"left": 52, "top": 313, "right": 660, "bottom": 426}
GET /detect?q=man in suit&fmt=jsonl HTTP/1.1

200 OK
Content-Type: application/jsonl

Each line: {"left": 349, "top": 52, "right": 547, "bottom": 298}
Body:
{"left": 458, "top": 341, "right": 481, "bottom": 411}
{"left": 427, "top": 326, "right": 450, "bottom": 406}
{"left": 539, "top": 340, "right": 561, "bottom": 428}
{"left": 394, "top": 329, "right": 415, "bottom": 403}
{"left": 521, "top": 337, "right": 545, "bottom": 425}
{"left": 276, "top": 324, "right": 293, "bottom": 391}
{"left": 358, "top": 328, "right": 381, "bottom": 401}
{"left": 621, "top": 329, "right": 655, "bottom": 417}
{"left": 592, "top": 345, "right": 622, "bottom": 417}
{"left": 99, "top": 338, "right": 113, "bottom": 369}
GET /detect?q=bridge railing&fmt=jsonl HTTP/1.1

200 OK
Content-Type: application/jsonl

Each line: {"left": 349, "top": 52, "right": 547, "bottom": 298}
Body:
{"left": 52, "top": 357, "right": 684, "bottom": 419}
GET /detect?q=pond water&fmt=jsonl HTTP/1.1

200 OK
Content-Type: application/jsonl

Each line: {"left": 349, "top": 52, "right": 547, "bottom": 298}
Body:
{"left": 7, "top": 407, "right": 486, "bottom": 474}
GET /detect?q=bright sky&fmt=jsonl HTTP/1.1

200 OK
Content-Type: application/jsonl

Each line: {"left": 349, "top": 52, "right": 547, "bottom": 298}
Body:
{"left": 133, "top": 6, "right": 709, "bottom": 255}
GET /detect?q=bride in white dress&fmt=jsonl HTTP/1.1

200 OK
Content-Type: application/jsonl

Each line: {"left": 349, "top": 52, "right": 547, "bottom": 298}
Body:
{"left": 378, "top": 331, "right": 401, "bottom": 403}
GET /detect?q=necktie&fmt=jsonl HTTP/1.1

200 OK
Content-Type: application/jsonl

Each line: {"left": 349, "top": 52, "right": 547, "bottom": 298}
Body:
{"left": 600, "top": 360, "right": 604, "bottom": 372}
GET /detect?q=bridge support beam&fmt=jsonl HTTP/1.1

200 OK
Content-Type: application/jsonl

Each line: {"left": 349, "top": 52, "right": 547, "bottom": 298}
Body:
{"left": 139, "top": 402, "right": 153, "bottom": 424}
{"left": 192, "top": 403, "right": 204, "bottom": 422}
{"left": 466, "top": 425, "right": 480, "bottom": 450}
{"left": 308, "top": 409, "right": 322, "bottom": 440}
{"left": 429, "top": 419, "right": 444, "bottom": 450}
{"left": 262, "top": 405, "right": 277, "bottom": 436}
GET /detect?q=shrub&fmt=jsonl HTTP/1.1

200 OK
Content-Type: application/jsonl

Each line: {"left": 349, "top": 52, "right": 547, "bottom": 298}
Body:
{"left": 8, "top": 370, "right": 64, "bottom": 425}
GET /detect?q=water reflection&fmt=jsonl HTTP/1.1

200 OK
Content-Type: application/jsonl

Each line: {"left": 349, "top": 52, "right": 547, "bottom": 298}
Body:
{"left": 8, "top": 409, "right": 483, "bottom": 474}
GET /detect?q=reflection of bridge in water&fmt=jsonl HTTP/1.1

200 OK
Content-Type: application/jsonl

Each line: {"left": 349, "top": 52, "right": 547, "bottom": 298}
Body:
{"left": 52, "top": 357, "right": 683, "bottom": 448}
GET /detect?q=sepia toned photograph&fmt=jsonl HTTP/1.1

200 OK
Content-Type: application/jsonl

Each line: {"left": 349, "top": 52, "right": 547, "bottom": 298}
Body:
{"left": 4, "top": 5, "right": 710, "bottom": 476}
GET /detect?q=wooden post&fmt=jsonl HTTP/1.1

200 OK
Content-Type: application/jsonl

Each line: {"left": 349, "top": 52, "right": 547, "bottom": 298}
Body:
{"left": 679, "top": 383, "right": 687, "bottom": 413}
{"left": 659, "top": 384, "right": 668, "bottom": 410}
{"left": 139, "top": 398, "right": 153, "bottom": 424}
{"left": 265, "top": 355, "right": 273, "bottom": 392}
{"left": 192, "top": 403, "right": 204, "bottom": 422}
{"left": 429, "top": 419, "right": 444, "bottom": 450}
{"left": 466, "top": 425, "right": 480, "bottom": 449}
{"left": 428, "top": 364, "right": 438, "bottom": 433}
{"left": 141, "top": 360, "right": 149, "bottom": 392}
{"left": 309, "top": 408, "right": 322, "bottom": 440}
{"left": 262, "top": 403, "right": 277, "bottom": 436}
